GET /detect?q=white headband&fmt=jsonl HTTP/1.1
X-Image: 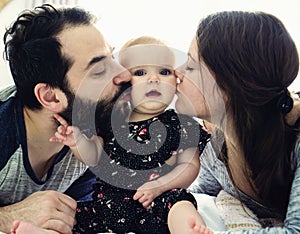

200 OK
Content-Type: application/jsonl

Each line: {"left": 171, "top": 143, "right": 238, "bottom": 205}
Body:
{"left": 118, "top": 44, "right": 175, "bottom": 69}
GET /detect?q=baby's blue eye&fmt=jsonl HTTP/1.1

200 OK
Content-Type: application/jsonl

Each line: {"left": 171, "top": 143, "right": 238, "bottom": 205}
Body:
{"left": 134, "top": 70, "right": 147, "bottom": 76}
{"left": 160, "top": 69, "right": 171, "bottom": 75}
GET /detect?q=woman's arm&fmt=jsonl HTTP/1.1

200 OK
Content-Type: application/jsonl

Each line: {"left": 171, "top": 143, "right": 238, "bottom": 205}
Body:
{"left": 213, "top": 138, "right": 300, "bottom": 233}
{"left": 286, "top": 93, "right": 300, "bottom": 126}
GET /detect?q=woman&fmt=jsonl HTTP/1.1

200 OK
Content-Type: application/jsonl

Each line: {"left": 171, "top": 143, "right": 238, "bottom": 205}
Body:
{"left": 168, "top": 11, "right": 300, "bottom": 233}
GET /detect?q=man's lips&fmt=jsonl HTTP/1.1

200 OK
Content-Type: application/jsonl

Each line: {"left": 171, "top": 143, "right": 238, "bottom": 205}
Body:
{"left": 146, "top": 90, "right": 161, "bottom": 97}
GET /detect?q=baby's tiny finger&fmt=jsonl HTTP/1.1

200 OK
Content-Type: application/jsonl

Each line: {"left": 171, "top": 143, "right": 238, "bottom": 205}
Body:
{"left": 133, "top": 191, "right": 142, "bottom": 200}
{"left": 54, "top": 114, "right": 68, "bottom": 127}
{"left": 66, "top": 127, "right": 74, "bottom": 135}
{"left": 57, "top": 126, "right": 66, "bottom": 134}
{"left": 55, "top": 132, "right": 66, "bottom": 141}
{"left": 49, "top": 137, "right": 57, "bottom": 142}
{"left": 143, "top": 200, "right": 151, "bottom": 209}
{"left": 50, "top": 137, "right": 63, "bottom": 143}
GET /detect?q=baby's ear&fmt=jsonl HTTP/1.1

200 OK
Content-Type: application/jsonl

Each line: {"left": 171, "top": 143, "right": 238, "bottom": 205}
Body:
{"left": 34, "top": 83, "right": 67, "bottom": 112}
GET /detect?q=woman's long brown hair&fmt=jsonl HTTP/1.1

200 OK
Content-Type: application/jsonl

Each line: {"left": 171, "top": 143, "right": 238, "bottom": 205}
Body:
{"left": 196, "top": 11, "right": 299, "bottom": 215}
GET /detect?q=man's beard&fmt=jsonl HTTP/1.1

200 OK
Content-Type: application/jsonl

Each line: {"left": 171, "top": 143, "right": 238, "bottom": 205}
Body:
{"left": 59, "top": 82, "right": 131, "bottom": 140}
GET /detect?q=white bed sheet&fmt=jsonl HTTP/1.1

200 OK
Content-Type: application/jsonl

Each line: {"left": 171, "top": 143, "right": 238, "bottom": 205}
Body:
{"left": 193, "top": 193, "right": 226, "bottom": 231}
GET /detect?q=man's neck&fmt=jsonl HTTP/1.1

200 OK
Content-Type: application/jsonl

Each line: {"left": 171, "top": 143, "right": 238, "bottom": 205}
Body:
{"left": 23, "top": 107, "right": 64, "bottom": 179}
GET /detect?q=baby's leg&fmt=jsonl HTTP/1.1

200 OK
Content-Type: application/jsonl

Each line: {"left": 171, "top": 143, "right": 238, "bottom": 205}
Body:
{"left": 168, "top": 200, "right": 210, "bottom": 234}
{"left": 11, "top": 220, "right": 54, "bottom": 234}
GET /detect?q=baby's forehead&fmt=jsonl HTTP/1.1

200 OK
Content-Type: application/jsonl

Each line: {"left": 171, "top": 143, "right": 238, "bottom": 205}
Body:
{"left": 119, "top": 44, "right": 175, "bottom": 69}
{"left": 130, "top": 64, "right": 174, "bottom": 70}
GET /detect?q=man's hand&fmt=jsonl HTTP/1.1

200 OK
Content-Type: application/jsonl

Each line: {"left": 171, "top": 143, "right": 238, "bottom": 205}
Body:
{"left": 0, "top": 190, "right": 77, "bottom": 234}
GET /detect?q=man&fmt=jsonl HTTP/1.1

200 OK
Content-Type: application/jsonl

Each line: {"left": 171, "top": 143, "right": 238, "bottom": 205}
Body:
{"left": 0, "top": 4, "right": 131, "bottom": 233}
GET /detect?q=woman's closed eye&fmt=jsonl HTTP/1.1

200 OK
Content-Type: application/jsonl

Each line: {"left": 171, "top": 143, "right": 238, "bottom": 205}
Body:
{"left": 185, "top": 66, "right": 194, "bottom": 71}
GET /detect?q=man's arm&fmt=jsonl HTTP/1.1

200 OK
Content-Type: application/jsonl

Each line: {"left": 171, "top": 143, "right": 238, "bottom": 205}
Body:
{"left": 0, "top": 191, "right": 76, "bottom": 234}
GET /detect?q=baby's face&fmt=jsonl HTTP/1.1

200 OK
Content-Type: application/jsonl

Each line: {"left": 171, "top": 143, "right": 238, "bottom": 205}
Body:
{"left": 129, "top": 65, "right": 177, "bottom": 116}
{"left": 119, "top": 44, "right": 176, "bottom": 117}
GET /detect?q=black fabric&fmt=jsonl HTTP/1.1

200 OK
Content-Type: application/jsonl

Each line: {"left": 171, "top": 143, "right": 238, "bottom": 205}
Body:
{"left": 73, "top": 110, "right": 210, "bottom": 233}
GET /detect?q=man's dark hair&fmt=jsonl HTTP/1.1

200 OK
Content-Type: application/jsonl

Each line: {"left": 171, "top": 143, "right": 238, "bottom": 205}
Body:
{"left": 3, "top": 4, "right": 97, "bottom": 109}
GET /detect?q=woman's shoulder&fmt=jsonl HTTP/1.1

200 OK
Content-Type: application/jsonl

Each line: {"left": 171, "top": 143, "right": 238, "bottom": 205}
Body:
{"left": 292, "top": 135, "right": 300, "bottom": 169}
{"left": 286, "top": 94, "right": 300, "bottom": 127}
{"left": 294, "top": 135, "right": 300, "bottom": 154}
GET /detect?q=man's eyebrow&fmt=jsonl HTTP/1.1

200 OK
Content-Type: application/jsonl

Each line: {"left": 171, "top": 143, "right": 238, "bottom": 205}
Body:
{"left": 85, "top": 56, "right": 106, "bottom": 70}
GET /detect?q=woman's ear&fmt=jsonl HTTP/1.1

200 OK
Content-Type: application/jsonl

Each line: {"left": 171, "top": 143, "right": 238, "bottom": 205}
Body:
{"left": 34, "top": 83, "right": 67, "bottom": 112}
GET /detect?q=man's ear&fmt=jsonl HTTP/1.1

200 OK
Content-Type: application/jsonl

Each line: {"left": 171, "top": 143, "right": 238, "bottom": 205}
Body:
{"left": 34, "top": 83, "right": 67, "bottom": 112}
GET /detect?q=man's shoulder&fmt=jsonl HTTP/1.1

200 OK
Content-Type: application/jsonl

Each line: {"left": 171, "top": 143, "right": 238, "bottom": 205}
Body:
{"left": 0, "top": 85, "right": 22, "bottom": 168}
{"left": 0, "top": 86, "right": 18, "bottom": 121}
{"left": 0, "top": 85, "right": 16, "bottom": 101}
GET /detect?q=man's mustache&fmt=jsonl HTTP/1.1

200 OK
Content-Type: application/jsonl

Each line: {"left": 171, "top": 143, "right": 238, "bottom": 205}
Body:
{"left": 57, "top": 81, "right": 132, "bottom": 139}
{"left": 112, "top": 82, "right": 132, "bottom": 102}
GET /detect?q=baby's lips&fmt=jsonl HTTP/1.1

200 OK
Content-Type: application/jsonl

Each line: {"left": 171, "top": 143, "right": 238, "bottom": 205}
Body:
{"left": 146, "top": 90, "right": 161, "bottom": 97}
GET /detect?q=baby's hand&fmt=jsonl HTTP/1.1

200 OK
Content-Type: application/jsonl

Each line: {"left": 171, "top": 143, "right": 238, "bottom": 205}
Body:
{"left": 133, "top": 180, "right": 163, "bottom": 209}
{"left": 50, "top": 114, "right": 82, "bottom": 147}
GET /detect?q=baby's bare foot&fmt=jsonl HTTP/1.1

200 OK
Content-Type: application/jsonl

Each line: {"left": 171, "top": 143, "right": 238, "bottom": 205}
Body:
{"left": 188, "top": 216, "right": 213, "bottom": 234}
{"left": 11, "top": 220, "right": 48, "bottom": 234}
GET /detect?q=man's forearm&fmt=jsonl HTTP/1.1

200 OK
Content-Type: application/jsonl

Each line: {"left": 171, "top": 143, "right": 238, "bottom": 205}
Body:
{"left": 0, "top": 205, "right": 15, "bottom": 233}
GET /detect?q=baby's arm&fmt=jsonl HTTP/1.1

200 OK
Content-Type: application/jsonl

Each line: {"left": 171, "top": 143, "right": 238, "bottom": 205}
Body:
{"left": 50, "top": 114, "right": 103, "bottom": 167}
{"left": 133, "top": 147, "right": 200, "bottom": 208}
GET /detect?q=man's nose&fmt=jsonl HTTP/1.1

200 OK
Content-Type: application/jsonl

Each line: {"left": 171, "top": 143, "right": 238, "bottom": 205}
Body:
{"left": 113, "top": 69, "right": 131, "bottom": 85}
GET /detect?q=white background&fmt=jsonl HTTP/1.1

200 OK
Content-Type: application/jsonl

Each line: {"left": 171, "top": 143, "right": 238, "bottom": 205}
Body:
{"left": 0, "top": 0, "right": 299, "bottom": 90}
